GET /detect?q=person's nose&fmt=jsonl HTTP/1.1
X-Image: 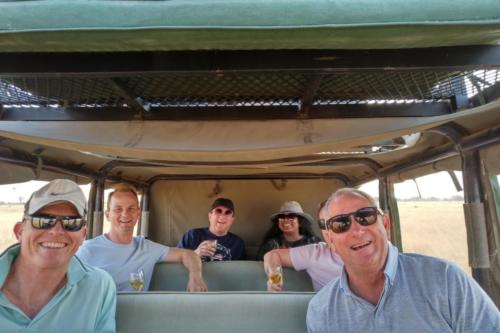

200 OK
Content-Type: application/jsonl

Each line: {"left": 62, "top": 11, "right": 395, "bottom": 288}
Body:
{"left": 121, "top": 210, "right": 131, "bottom": 219}
{"left": 348, "top": 215, "right": 365, "bottom": 235}
{"left": 48, "top": 221, "right": 65, "bottom": 234}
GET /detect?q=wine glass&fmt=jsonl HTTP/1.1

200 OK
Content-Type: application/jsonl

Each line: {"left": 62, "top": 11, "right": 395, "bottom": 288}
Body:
{"left": 267, "top": 265, "right": 283, "bottom": 287}
{"left": 129, "top": 269, "right": 145, "bottom": 291}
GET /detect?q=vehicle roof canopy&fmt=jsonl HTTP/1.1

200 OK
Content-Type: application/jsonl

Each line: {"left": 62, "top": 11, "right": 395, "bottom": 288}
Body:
{"left": 0, "top": 0, "right": 499, "bottom": 52}
{"left": 0, "top": 0, "right": 499, "bottom": 188}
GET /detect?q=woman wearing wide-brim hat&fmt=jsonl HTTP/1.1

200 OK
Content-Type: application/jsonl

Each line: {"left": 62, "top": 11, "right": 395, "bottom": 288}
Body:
{"left": 256, "top": 201, "right": 321, "bottom": 261}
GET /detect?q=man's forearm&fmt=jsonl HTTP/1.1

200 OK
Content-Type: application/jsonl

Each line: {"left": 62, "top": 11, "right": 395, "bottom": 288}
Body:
{"left": 181, "top": 250, "right": 203, "bottom": 276}
{"left": 264, "top": 248, "right": 293, "bottom": 272}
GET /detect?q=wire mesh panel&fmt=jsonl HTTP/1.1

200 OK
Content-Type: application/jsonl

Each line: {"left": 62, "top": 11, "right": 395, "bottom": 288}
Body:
{"left": 123, "top": 73, "right": 308, "bottom": 107}
{"left": 0, "top": 77, "right": 125, "bottom": 107}
{"left": 315, "top": 70, "right": 500, "bottom": 104}
{"left": 0, "top": 70, "right": 498, "bottom": 110}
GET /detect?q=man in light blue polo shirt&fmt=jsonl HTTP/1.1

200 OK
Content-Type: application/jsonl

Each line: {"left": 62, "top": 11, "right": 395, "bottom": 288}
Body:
{"left": 307, "top": 188, "right": 499, "bottom": 332}
{"left": 0, "top": 179, "right": 116, "bottom": 332}
{"left": 77, "top": 184, "right": 207, "bottom": 292}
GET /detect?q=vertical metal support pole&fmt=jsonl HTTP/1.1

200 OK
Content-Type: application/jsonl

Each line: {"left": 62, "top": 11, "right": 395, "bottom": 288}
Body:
{"left": 379, "top": 177, "right": 402, "bottom": 251}
{"left": 139, "top": 185, "right": 150, "bottom": 238}
{"left": 462, "top": 150, "right": 492, "bottom": 295}
{"left": 92, "top": 177, "right": 105, "bottom": 238}
{"left": 86, "top": 179, "right": 98, "bottom": 239}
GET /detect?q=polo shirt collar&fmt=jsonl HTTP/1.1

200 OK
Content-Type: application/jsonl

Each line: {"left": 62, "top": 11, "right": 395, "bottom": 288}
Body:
{"left": 383, "top": 242, "right": 399, "bottom": 285}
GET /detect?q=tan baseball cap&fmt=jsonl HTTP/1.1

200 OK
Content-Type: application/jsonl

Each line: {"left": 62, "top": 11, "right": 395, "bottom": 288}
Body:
{"left": 24, "top": 179, "right": 87, "bottom": 217}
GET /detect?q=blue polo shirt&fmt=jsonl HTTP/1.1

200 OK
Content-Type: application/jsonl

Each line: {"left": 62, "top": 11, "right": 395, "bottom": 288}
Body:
{"left": 307, "top": 243, "right": 500, "bottom": 332}
{"left": 0, "top": 244, "right": 116, "bottom": 333}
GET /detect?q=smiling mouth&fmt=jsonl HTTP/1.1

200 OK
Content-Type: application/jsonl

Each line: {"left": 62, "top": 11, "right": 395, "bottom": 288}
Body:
{"left": 351, "top": 241, "right": 371, "bottom": 251}
{"left": 40, "top": 242, "right": 67, "bottom": 249}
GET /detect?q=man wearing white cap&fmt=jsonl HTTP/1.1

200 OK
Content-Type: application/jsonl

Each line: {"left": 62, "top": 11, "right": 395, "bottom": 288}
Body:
{"left": 0, "top": 179, "right": 116, "bottom": 332}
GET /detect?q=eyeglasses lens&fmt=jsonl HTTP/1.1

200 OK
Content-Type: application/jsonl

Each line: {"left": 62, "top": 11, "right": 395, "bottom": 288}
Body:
{"left": 278, "top": 214, "right": 297, "bottom": 221}
{"left": 214, "top": 208, "right": 232, "bottom": 216}
{"left": 326, "top": 207, "right": 378, "bottom": 233}
{"left": 29, "top": 215, "right": 85, "bottom": 232}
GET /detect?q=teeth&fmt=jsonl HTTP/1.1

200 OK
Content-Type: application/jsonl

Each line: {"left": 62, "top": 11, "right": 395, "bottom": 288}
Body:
{"left": 41, "top": 242, "right": 66, "bottom": 248}
{"left": 352, "top": 241, "right": 370, "bottom": 250}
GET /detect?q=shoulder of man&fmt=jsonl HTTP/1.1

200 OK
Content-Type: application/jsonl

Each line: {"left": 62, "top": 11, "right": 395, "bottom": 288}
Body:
{"left": 73, "top": 256, "right": 116, "bottom": 285}
{"left": 226, "top": 231, "right": 245, "bottom": 242}
{"left": 307, "top": 277, "right": 341, "bottom": 314}
{"left": 139, "top": 236, "right": 169, "bottom": 251}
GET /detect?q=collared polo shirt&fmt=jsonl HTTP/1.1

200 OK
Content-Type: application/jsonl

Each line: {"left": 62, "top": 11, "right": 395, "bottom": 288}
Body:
{"left": 307, "top": 243, "right": 500, "bottom": 332}
{"left": 0, "top": 244, "right": 116, "bottom": 333}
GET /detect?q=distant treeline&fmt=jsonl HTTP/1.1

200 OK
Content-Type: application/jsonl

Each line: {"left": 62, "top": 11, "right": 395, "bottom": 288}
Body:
{"left": 372, "top": 195, "right": 464, "bottom": 202}
{"left": 0, "top": 195, "right": 465, "bottom": 205}
{"left": 395, "top": 195, "right": 464, "bottom": 202}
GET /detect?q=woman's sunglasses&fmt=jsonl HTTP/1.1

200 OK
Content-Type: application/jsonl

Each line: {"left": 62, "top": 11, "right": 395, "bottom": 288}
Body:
{"left": 25, "top": 214, "right": 86, "bottom": 232}
{"left": 277, "top": 214, "right": 298, "bottom": 222}
{"left": 325, "top": 207, "right": 381, "bottom": 234}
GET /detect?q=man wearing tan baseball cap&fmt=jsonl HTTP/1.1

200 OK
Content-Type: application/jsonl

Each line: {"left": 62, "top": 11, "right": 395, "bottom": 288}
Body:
{"left": 0, "top": 179, "right": 116, "bottom": 332}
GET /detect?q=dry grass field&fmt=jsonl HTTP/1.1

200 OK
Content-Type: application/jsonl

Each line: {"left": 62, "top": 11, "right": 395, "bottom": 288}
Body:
{"left": 0, "top": 201, "right": 469, "bottom": 272}
{"left": 398, "top": 201, "right": 469, "bottom": 273}
{"left": 0, "top": 204, "right": 24, "bottom": 251}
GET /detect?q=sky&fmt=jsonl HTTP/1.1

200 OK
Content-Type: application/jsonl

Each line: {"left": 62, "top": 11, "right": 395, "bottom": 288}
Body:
{"left": 0, "top": 171, "right": 470, "bottom": 204}
{"left": 359, "top": 171, "right": 465, "bottom": 200}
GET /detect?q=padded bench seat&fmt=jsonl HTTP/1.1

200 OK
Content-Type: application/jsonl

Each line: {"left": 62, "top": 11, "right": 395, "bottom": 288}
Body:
{"left": 149, "top": 260, "right": 314, "bottom": 292}
{"left": 117, "top": 292, "right": 314, "bottom": 333}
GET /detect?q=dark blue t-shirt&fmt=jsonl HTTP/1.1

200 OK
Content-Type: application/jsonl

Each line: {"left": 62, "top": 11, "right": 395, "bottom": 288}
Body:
{"left": 177, "top": 227, "right": 246, "bottom": 261}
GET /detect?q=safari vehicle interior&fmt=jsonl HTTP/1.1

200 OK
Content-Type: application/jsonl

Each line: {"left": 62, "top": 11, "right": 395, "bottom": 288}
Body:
{"left": 0, "top": 0, "right": 499, "bottom": 332}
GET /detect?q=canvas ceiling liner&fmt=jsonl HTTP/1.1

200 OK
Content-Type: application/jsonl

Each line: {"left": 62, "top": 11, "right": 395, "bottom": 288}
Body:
{"left": 483, "top": 145, "right": 500, "bottom": 174}
{"left": 0, "top": 0, "right": 499, "bottom": 52}
{"left": 0, "top": 101, "right": 498, "bottom": 165}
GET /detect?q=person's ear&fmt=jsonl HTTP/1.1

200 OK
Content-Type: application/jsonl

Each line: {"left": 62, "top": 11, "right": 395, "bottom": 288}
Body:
{"left": 13, "top": 222, "right": 24, "bottom": 241}
{"left": 104, "top": 209, "right": 110, "bottom": 221}
{"left": 323, "top": 230, "right": 336, "bottom": 252}
{"left": 79, "top": 227, "right": 87, "bottom": 245}
{"left": 382, "top": 214, "right": 391, "bottom": 241}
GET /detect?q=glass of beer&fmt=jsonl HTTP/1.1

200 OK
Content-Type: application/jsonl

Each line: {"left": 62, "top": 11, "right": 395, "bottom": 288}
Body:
{"left": 267, "top": 265, "right": 283, "bottom": 286}
{"left": 209, "top": 239, "right": 218, "bottom": 259}
{"left": 129, "top": 269, "right": 145, "bottom": 291}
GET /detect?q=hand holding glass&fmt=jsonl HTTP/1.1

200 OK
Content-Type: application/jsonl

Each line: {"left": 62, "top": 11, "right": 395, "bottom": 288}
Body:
{"left": 129, "top": 270, "right": 145, "bottom": 291}
{"left": 209, "top": 239, "right": 218, "bottom": 256}
{"left": 267, "top": 265, "right": 283, "bottom": 286}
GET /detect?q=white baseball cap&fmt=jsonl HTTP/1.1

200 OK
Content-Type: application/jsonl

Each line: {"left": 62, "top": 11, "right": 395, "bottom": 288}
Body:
{"left": 25, "top": 179, "right": 87, "bottom": 217}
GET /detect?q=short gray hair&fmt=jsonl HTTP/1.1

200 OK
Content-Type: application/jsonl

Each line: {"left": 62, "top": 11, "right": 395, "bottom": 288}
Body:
{"left": 325, "top": 188, "right": 380, "bottom": 214}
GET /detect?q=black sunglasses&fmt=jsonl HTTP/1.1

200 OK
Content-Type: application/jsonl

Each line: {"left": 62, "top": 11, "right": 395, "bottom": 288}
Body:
{"left": 318, "top": 219, "right": 326, "bottom": 230}
{"left": 26, "top": 214, "right": 86, "bottom": 232}
{"left": 325, "top": 207, "right": 380, "bottom": 234}
{"left": 213, "top": 208, "right": 233, "bottom": 216}
{"left": 277, "top": 214, "right": 298, "bottom": 221}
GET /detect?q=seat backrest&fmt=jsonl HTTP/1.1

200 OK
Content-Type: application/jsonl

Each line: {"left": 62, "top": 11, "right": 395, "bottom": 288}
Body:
{"left": 149, "top": 261, "right": 314, "bottom": 291}
{"left": 116, "top": 291, "right": 314, "bottom": 333}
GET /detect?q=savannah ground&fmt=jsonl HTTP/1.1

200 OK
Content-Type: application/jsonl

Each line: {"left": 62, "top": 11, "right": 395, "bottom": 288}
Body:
{"left": 0, "top": 201, "right": 469, "bottom": 272}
